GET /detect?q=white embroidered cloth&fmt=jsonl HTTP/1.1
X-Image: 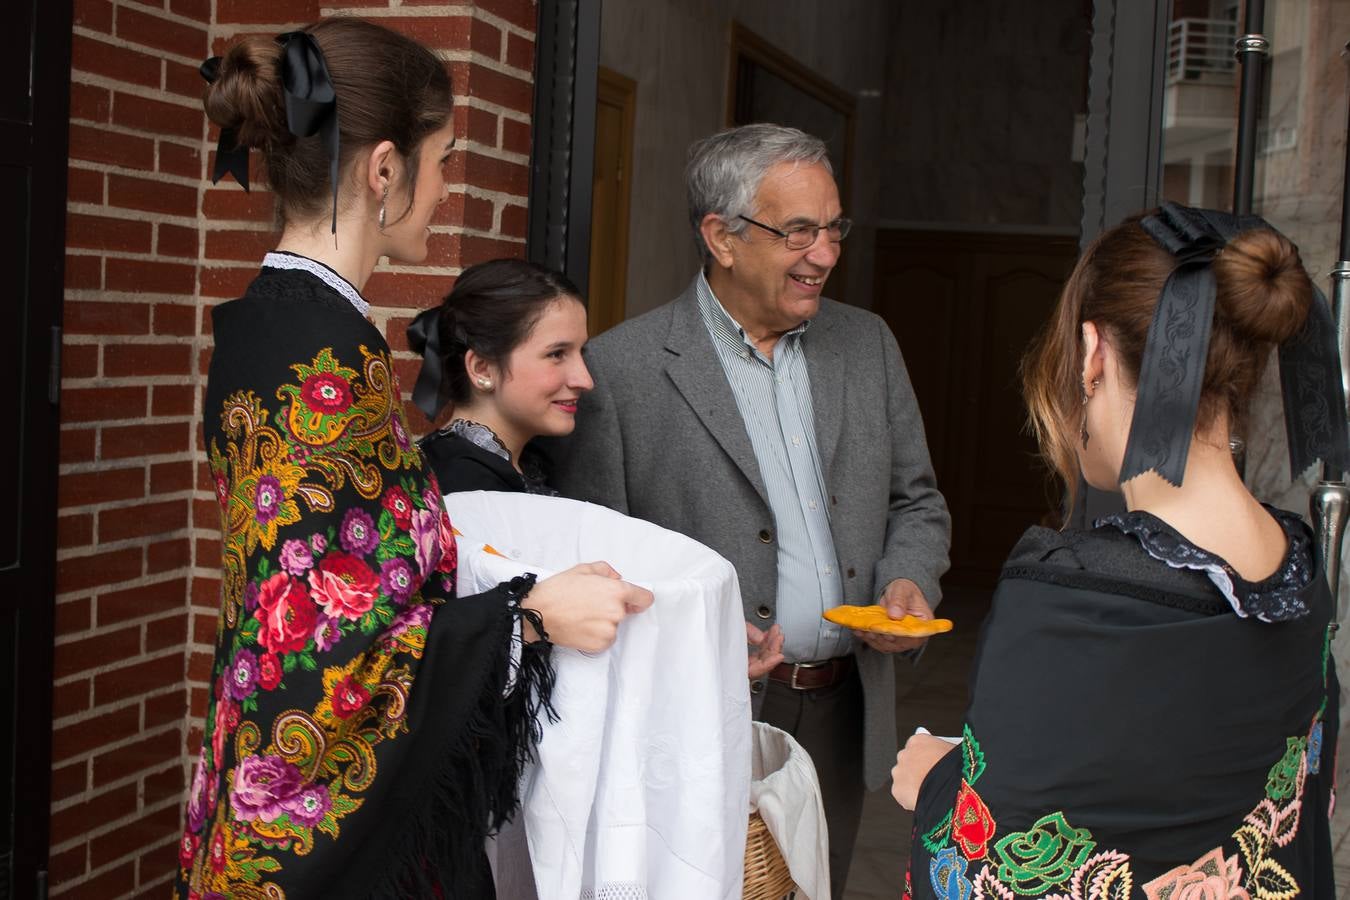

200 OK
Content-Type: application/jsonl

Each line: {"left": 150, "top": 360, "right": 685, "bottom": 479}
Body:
{"left": 445, "top": 492, "right": 752, "bottom": 900}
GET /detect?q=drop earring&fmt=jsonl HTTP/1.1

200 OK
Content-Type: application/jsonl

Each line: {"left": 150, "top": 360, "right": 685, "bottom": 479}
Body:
{"left": 378, "top": 184, "right": 388, "bottom": 232}
{"left": 1080, "top": 378, "right": 1100, "bottom": 450}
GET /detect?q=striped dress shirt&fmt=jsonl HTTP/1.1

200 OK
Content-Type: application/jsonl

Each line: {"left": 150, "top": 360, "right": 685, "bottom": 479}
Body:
{"left": 695, "top": 272, "right": 851, "bottom": 662}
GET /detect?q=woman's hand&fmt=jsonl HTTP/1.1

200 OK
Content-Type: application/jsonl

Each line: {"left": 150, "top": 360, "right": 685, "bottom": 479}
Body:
{"left": 521, "top": 561, "right": 653, "bottom": 653}
{"left": 891, "top": 733, "right": 958, "bottom": 811}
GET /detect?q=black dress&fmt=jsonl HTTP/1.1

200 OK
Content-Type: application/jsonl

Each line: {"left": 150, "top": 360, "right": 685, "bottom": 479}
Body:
{"left": 907, "top": 507, "right": 1337, "bottom": 899}
{"left": 176, "top": 257, "right": 551, "bottom": 900}
{"left": 421, "top": 419, "right": 556, "bottom": 495}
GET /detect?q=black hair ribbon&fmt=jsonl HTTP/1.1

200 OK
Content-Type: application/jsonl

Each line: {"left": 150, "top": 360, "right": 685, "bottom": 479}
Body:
{"left": 407, "top": 308, "right": 450, "bottom": 420}
{"left": 1121, "top": 201, "right": 1350, "bottom": 486}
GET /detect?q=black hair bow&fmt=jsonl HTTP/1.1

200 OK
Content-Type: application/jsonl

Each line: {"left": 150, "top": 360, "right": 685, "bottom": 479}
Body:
{"left": 198, "top": 55, "right": 250, "bottom": 190}
{"left": 199, "top": 31, "right": 341, "bottom": 233}
{"left": 407, "top": 308, "right": 450, "bottom": 421}
{"left": 275, "top": 31, "right": 340, "bottom": 234}
{"left": 1122, "top": 201, "right": 1350, "bottom": 486}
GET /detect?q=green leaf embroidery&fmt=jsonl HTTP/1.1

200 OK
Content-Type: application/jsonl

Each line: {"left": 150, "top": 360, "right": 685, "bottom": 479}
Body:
{"left": 1264, "top": 737, "right": 1306, "bottom": 802}
{"left": 963, "top": 723, "right": 986, "bottom": 784}
{"left": 921, "top": 809, "right": 953, "bottom": 855}
{"left": 283, "top": 653, "right": 298, "bottom": 673}
{"left": 298, "top": 652, "right": 318, "bottom": 672}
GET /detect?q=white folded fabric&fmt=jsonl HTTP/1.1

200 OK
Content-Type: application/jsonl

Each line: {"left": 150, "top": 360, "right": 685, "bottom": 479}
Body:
{"left": 446, "top": 492, "right": 752, "bottom": 900}
{"left": 748, "top": 722, "right": 831, "bottom": 900}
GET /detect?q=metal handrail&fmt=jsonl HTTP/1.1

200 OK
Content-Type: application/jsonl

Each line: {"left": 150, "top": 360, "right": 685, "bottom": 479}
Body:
{"left": 1167, "top": 18, "right": 1239, "bottom": 83}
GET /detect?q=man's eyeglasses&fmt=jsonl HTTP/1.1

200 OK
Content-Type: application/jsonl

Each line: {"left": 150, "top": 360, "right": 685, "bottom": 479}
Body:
{"left": 737, "top": 215, "right": 853, "bottom": 250}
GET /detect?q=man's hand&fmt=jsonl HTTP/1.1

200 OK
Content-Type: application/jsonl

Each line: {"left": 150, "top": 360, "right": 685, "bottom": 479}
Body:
{"left": 891, "top": 732, "right": 958, "bottom": 810}
{"left": 851, "top": 578, "right": 933, "bottom": 653}
{"left": 746, "top": 621, "right": 784, "bottom": 680}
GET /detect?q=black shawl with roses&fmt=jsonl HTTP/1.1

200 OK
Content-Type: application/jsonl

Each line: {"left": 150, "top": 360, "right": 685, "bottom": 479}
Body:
{"left": 175, "top": 265, "right": 552, "bottom": 900}
{"left": 908, "top": 509, "right": 1337, "bottom": 900}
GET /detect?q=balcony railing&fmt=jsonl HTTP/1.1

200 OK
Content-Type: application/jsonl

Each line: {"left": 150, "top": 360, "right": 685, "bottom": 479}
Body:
{"left": 1167, "top": 18, "right": 1238, "bottom": 84}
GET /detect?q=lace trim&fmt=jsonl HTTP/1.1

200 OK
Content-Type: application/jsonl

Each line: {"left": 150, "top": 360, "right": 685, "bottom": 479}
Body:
{"left": 262, "top": 251, "right": 370, "bottom": 317}
{"left": 447, "top": 418, "right": 512, "bottom": 461}
{"left": 1097, "top": 508, "right": 1314, "bottom": 622}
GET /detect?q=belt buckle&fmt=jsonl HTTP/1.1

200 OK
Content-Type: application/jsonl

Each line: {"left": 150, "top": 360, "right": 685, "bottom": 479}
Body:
{"left": 789, "top": 660, "right": 827, "bottom": 691}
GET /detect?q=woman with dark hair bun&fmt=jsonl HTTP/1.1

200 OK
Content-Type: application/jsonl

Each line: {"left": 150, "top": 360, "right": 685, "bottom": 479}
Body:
{"left": 410, "top": 258, "right": 592, "bottom": 495}
{"left": 179, "top": 18, "right": 651, "bottom": 899}
{"left": 891, "top": 205, "right": 1347, "bottom": 899}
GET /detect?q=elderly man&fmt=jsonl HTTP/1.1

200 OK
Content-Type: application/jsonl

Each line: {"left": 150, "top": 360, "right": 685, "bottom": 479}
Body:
{"left": 553, "top": 124, "right": 950, "bottom": 897}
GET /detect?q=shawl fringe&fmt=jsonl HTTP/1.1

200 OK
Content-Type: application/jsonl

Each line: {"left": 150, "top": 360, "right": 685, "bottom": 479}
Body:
{"left": 367, "top": 580, "right": 557, "bottom": 899}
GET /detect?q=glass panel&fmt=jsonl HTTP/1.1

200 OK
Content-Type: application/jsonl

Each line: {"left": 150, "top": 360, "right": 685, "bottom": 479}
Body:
{"left": 1159, "top": 1, "right": 1241, "bottom": 209}
{"left": 1252, "top": 0, "right": 1344, "bottom": 283}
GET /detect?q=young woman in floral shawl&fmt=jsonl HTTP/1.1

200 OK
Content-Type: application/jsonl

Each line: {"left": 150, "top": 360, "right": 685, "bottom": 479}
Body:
{"left": 175, "top": 19, "right": 652, "bottom": 899}
{"left": 892, "top": 207, "right": 1343, "bottom": 899}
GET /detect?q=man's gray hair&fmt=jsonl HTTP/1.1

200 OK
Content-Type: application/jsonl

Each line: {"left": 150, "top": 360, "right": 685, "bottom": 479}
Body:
{"left": 685, "top": 124, "right": 832, "bottom": 266}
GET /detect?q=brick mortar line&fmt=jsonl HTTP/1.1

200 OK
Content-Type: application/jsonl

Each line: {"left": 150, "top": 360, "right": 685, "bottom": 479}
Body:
{"left": 439, "top": 49, "right": 532, "bottom": 82}
{"left": 55, "top": 533, "right": 194, "bottom": 564}
{"left": 50, "top": 709, "right": 185, "bottom": 757}
{"left": 65, "top": 201, "right": 206, "bottom": 223}
{"left": 72, "top": 24, "right": 210, "bottom": 70}
{"left": 321, "top": 5, "right": 536, "bottom": 42}
{"left": 113, "top": 0, "right": 214, "bottom": 34}
{"left": 71, "top": 68, "right": 211, "bottom": 110}
{"left": 456, "top": 95, "right": 531, "bottom": 124}
{"left": 462, "top": 183, "right": 529, "bottom": 206}
{"left": 49, "top": 793, "right": 187, "bottom": 854}
{"left": 68, "top": 132, "right": 203, "bottom": 156}
{"left": 50, "top": 688, "right": 186, "bottom": 734}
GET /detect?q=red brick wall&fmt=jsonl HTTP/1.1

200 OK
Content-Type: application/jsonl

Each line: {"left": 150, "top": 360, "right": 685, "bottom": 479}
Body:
{"left": 52, "top": 1, "right": 536, "bottom": 896}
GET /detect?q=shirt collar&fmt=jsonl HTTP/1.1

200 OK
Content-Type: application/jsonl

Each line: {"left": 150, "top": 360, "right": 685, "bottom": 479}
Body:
{"left": 695, "top": 271, "right": 809, "bottom": 361}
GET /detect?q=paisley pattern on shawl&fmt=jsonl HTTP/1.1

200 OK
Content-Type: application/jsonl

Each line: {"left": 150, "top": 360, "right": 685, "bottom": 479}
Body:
{"left": 177, "top": 265, "right": 550, "bottom": 900}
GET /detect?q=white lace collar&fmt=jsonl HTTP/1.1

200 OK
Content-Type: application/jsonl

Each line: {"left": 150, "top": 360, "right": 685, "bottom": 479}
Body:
{"left": 262, "top": 251, "right": 370, "bottom": 318}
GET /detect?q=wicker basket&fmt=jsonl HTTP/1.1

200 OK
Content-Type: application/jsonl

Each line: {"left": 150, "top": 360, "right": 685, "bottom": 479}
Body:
{"left": 743, "top": 810, "right": 797, "bottom": 899}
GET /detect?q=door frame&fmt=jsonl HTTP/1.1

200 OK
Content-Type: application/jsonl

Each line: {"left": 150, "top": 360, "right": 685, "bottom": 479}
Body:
{"left": 5, "top": 0, "right": 73, "bottom": 894}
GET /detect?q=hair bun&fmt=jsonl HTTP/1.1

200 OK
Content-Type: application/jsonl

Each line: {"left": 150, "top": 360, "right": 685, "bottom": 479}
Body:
{"left": 1214, "top": 227, "right": 1313, "bottom": 345}
{"left": 203, "top": 37, "right": 287, "bottom": 150}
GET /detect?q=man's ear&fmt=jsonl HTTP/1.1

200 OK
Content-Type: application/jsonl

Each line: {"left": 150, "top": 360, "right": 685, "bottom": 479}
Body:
{"left": 699, "top": 213, "right": 736, "bottom": 270}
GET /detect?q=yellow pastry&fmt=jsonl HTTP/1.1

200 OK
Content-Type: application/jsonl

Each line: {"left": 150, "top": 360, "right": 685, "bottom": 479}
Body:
{"left": 822, "top": 605, "right": 954, "bottom": 636}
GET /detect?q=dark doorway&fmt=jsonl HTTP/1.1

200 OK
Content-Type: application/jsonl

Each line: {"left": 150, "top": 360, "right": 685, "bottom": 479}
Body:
{"left": 1, "top": 0, "right": 73, "bottom": 895}
{"left": 875, "top": 230, "right": 1078, "bottom": 586}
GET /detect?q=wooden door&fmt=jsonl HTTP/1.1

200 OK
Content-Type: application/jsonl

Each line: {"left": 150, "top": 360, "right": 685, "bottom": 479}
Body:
{"left": 586, "top": 67, "right": 636, "bottom": 335}
{"left": 1, "top": 0, "right": 71, "bottom": 895}
{"left": 875, "top": 230, "right": 1078, "bottom": 586}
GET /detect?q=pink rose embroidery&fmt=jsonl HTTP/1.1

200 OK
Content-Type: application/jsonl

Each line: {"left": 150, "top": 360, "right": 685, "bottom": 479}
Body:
{"left": 1143, "top": 848, "right": 1250, "bottom": 900}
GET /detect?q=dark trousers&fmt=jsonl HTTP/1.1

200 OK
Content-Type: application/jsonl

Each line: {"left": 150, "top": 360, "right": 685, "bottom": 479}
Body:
{"left": 759, "top": 663, "right": 866, "bottom": 900}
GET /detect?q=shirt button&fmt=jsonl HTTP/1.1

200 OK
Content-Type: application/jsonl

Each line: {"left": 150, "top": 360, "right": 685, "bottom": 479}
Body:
{"left": 824, "top": 566, "right": 833, "bottom": 575}
{"left": 756, "top": 604, "right": 772, "bottom": 619}
{"left": 751, "top": 680, "right": 765, "bottom": 695}
{"left": 792, "top": 435, "right": 801, "bottom": 446}
{"left": 809, "top": 500, "right": 817, "bottom": 510}
{"left": 758, "top": 529, "right": 774, "bottom": 544}
{"left": 847, "top": 567, "right": 856, "bottom": 578}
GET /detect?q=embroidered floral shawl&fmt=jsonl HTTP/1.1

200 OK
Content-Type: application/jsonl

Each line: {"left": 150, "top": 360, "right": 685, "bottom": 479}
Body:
{"left": 176, "top": 266, "right": 550, "bottom": 899}
{"left": 908, "top": 512, "right": 1337, "bottom": 900}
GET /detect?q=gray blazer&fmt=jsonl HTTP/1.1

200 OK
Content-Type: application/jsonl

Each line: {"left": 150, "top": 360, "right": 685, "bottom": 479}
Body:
{"left": 551, "top": 278, "right": 951, "bottom": 790}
